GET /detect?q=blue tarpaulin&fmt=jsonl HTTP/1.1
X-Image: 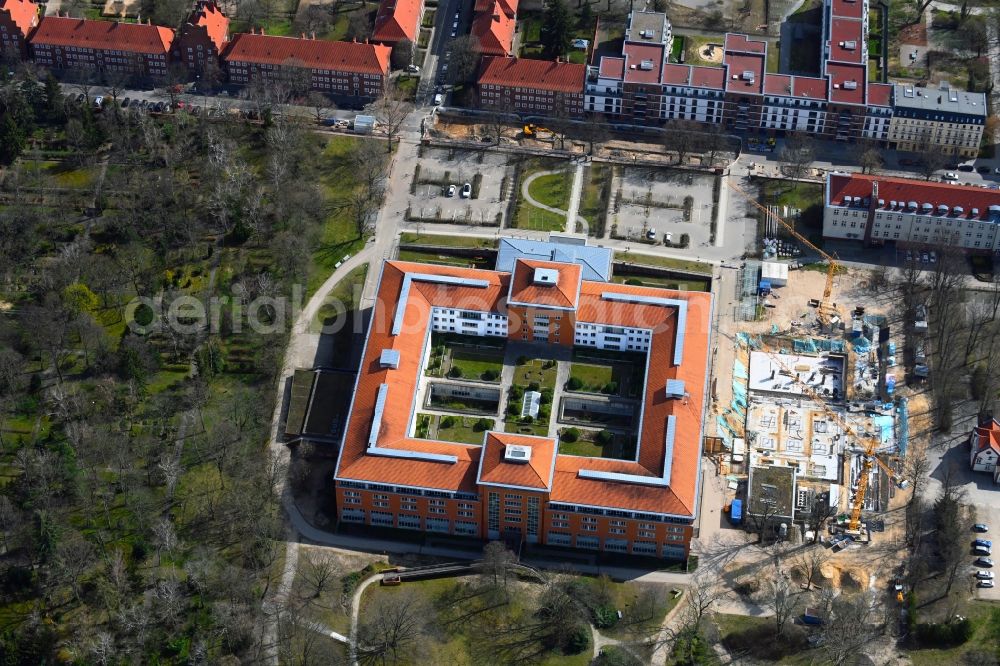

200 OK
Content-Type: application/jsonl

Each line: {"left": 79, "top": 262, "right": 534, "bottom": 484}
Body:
{"left": 896, "top": 398, "right": 908, "bottom": 456}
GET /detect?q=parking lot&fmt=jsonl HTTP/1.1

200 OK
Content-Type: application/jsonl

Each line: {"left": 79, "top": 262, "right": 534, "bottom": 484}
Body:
{"left": 925, "top": 429, "right": 1000, "bottom": 601}
{"left": 611, "top": 166, "right": 716, "bottom": 246}
{"left": 406, "top": 148, "right": 510, "bottom": 226}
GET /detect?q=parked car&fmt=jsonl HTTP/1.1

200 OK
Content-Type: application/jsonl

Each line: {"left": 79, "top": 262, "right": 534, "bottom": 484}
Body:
{"left": 974, "top": 545, "right": 992, "bottom": 556}
{"left": 433, "top": 93, "right": 443, "bottom": 105}
{"left": 977, "top": 166, "right": 991, "bottom": 174}
{"left": 121, "top": 97, "right": 130, "bottom": 108}
{"left": 405, "top": 64, "right": 420, "bottom": 73}
{"left": 979, "top": 580, "right": 994, "bottom": 588}
{"left": 929, "top": 250, "right": 937, "bottom": 263}
{"left": 976, "top": 571, "right": 994, "bottom": 580}
{"left": 75, "top": 93, "right": 85, "bottom": 104}
{"left": 974, "top": 523, "right": 990, "bottom": 533}
{"left": 905, "top": 250, "right": 913, "bottom": 262}
{"left": 445, "top": 184, "right": 457, "bottom": 197}
{"left": 958, "top": 164, "right": 975, "bottom": 172}
{"left": 920, "top": 250, "right": 929, "bottom": 263}
{"left": 93, "top": 96, "right": 104, "bottom": 109}
{"left": 976, "top": 557, "right": 994, "bottom": 567}
{"left": 460, "top": 182, "right": 471, "bottom": 198}
{"left": 944, "top": 172, "right": 959, "bottom": 181}
{"left": 974, "top": 539, "right": 993, "bottom": 548}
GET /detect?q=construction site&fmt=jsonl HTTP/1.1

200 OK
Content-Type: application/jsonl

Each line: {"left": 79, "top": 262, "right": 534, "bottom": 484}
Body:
{"left": 713, "top": 183, "right": 912, "bottom": 552}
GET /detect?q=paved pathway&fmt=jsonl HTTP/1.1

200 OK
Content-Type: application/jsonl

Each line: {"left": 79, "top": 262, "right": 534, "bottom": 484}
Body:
{"left": 564, "top": 162, "right": 586, "bottom": 234}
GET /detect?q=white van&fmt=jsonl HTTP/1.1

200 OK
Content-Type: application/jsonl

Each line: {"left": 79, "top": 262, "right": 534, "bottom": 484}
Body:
{"left": 433, "top": 93, "right": 443, "bottom": 106}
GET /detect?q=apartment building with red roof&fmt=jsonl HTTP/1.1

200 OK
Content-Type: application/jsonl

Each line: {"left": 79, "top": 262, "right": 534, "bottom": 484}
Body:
{"left": 29, "top": 15, "right": 174, "bottom": 79}
{"left": 471, "top": 0, "right": 516, "bottom": 56}
{"left": 172, "top": 0, "right": 229, "bottom": 77}
{"left": 372, "top": 0, "right": 423, "bottom": 46}
{"left": 0, "top": 0, "right": 38, "bottom": 58}
{"left": 476, "top": 56, "right": 585, "bottom": 117}
{"left": 333, "top": 240, "right": 712, "bottom": 560}
{"left": 823, "top": 172, "right": 1000, "bottom": 251}
{"left": 222, "top": 32, "right": 390, "bottom": 102}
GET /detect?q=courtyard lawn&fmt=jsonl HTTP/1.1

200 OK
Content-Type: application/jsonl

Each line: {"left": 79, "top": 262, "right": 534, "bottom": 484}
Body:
{"left": 449, "top": 348, "right": 504, "bottom": 381}
{"left": 416, "top": 413, "right": 494, "bottom": 445}
{"left": 612, "top": 274, "right": 712, "bottom": 292}
{"left": 515, "top": 358, "right": 557, "bottom": 391}
{"left": 568, "top": 362, "right": 614, "bottom": 393}
{"left": 760, "top": 179, "right": 824, "bottom": 230}
{"left": 578, "top": 164, "right": 609, "bottom": 236}
{"left": 516, "top": 205, "right": 567, "bottom": 231}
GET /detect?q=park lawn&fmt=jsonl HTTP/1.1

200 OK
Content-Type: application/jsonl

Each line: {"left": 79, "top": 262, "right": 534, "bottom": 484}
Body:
{"left": 400, "top": 232, "right": 496, "bottom": 249}
{"left": 450, "top": 348, "right": 503, "bottom": 381}
{"left": 528, "top": 172, "right": 572, "bottom": 211}
{"left": 569, "top": 362, "right": 613, "bottom": 392}
{"left": 617, "top": 251, "right": 713, "bottom": 274}
{"left": 516, "top": 205, "right": 567, "bottom": 231}
{"left": 361, "top": 576, "right": 593, "bottom": 665}
{"left": 907, "top": 600, "right": 999, "bottom": 666}
{"left": 713, "top": 613, "right": 812, "bottom": 664}
{"left": 313, "top": 263, "right": 368, "bottom": 330}
{"left": 308, "top": 136, "right": 377, "bottom": 294}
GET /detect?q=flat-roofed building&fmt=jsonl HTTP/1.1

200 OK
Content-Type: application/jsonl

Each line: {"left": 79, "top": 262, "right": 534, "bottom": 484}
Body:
{"left": 332, "top": 245, "right": 713, "bottom": 560}
{"left": 887, "top": 82, "right": 986, "bottom": 158}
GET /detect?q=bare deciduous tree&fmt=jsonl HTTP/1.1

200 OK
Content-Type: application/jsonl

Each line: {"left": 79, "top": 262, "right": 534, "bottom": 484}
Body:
{"left": 356, "top": 588, "right": 428, "bottom": 666}
{"left": 755, "top": 569, "right": 800, "bottom": 636}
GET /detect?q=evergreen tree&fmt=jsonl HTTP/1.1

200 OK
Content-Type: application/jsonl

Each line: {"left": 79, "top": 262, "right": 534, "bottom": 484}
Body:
{"left": 541, "top": 0, "right": 573, "bottom": 59}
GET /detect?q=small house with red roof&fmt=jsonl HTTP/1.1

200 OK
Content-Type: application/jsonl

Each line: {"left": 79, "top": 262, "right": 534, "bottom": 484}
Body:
{"left": 970, "top": 414, "right": 1000, "bottom": 483}
{"left": 0, "top": 0, "right": 38, "bottom": 58}
{"left": 29, "top": 15, "right": 174, "bottom": 80}
{"left": 172, "top": 0, "right": 229, "bottom": 77}
{"left": 471, "top": 0, "right": 516, "bottom": 57}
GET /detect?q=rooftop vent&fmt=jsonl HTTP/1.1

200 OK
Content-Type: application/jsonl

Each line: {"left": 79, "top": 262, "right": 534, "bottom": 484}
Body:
{"left": 972, "top": 207, "right": 980, "bottom": 216}
{"left": 990, "top": 205, "right": 1000, "bottom": 214}
{"left": 639, "top": 59, "right": 655, "bottom": 70}
{"left": 922, "top": 203, "right": 933, "bottom": 211}
{"left": 741, "top": 70, "right": 755, "bottom": 82}
{"left": 904, "top": 86, "right": 915, "bottom": 98}
{"left": 843, "top": 80, "right": 858, "bottom": 90}
{"left": 842, "top": 40, "right": 857, "bottom": 50}
{"left": 504, "top": 444, "right": 532, "bottom": 464}
{"left": 953, "top": 206, "right": 964, "bottom": 215}
{"left": 878, "top": 199, "right": 885, "bottom": 207}
{"left": 908, "top": 201, "right": 918, "bottom": 209}
{"left": 640, "top": 29, "right": 653, "bottom": 39}
{"left": 533, "top": 267, "right": 559, "bottom": 286}
{"left": 379, "top": 349, "right": 400, "bottom": 369}
{"left": 665, "top": 379, "right": 686, "bottom": 399}
{"left": 938, "top": 204, "right": 949, "bottom": 214}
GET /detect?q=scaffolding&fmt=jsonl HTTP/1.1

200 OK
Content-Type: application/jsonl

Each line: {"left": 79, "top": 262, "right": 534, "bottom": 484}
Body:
{"left": 896, "top": 397, "right": 909, "bottom": 457}
{"left": 793, "top": 337, "right": 847, "bottom": 354}
{"left": 737, "top": 260, "right": 761, "bottom": 321}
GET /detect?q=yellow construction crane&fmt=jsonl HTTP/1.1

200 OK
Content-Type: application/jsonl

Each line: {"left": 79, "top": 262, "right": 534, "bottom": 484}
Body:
{"left": 727, "top": 180, "right": 841, "bottom": 328}
{"left": 758, "top": 348, "right": 906, "bottom": 534}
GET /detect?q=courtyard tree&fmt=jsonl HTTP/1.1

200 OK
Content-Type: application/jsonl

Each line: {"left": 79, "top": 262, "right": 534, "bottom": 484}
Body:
{"left": 541, "top": 0, "right": 573, "bottom": 59}
{"left": 449, "top": 35, "right": 482, "bottom": 84}
{"left": 367, "top": 81, "right": 412, "bottom": 150}
{"left": 356, "top": 588, "right": 428, "bottom": 666}
{"left": 756, "top": 569, "right": 800, "bottom": 636}
{"left": 778, "top": 133, "right": 815, "bottom": 185}
{"left": 915, "top": 135, "right": 948, "bottom": 180}
{"left": 480, "top": 540, "right": 518, "bottom": 596}
{"left": 391, "top": 39, "right": 415, "bottom": 69}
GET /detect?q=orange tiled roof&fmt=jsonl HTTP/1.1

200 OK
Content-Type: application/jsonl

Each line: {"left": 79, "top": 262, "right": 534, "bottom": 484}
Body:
{"left": 471, "top": 2, "right": 515, "bottom": 56}
{"left": 222, "top": 33, "right": 390, "bottom": 75}
{"left": 372, "top": 0, "right": 421, "bottom": 44}
{"left": 335, "top": 259, "right": 713, "bottom": 518}
{"left": 1, "top": 0, "right": 38, "bottom": 36}
{"left": 509, "top": 258, "right": 581, "bottom": 310}
{"left": 477, "top": 56, "right": 585, "bottom": 94}
{"left": 30, "top": 15, "right": 174, "bottom": 54}
{"left": 475, "top": 0, "right": 517, "bottom": 17}
{"left": 974, "top": 418, "right": 1000, "bottom": 455}
{"left": 477, "top": 432, "right": 557, "bottom": 490}
{"left": 188, "top": 0, "right": 229, "bottom": 51}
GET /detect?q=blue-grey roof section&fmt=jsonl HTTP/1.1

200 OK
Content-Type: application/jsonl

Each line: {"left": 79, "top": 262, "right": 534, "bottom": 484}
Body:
{"left": 600, "top": 292, "right": 688, "bottom": 365}
{"left": 496, "top": 237, "right": 613, "bottom": 282}
{"left": 392, "top": 272, "right": 491, "bottom": 335}
{"left": 380, "top": 349, "right": 400, "bottom": 368}
{"left": 368, "top": 383, "right": 389, "bottom": 448}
